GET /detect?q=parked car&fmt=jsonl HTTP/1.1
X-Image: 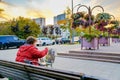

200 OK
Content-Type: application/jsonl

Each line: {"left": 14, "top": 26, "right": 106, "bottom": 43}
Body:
{"left": 55, "top": 38, "right": 62, "bottom": 44}
{"left": 36, "top": 37, "right": 55, "bottom": 46}
{"left": 74, "top": 36, "right": 81, "bottom": 43}
{"left": 0, "top": 35, "right": 25, "bottom": 49}
{"left": 61, "top": 38, "right": 71, "bottom": 44}
{"left": 55, "top": 38, "right": 71, "bottom": 44}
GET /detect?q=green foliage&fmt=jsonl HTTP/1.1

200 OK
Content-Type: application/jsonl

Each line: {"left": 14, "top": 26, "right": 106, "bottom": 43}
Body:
{"left": 64, "top": 7, "right": 72, "bottom": 38}
{"left": 72, "top": 12, "right": 85, "bottom": 20}
{"left": 83, "top": 33, "right": 98, "bottom": 42}
{"left": 0, "top": 16, "right": 41, "bottom": 39}
{"left": 82, "top": 27, "right": 99, "bottom": 42}
{"left": 100, "top": 33, "right": 108, "bottom": 38}
{"left": 65, "top": 7, "right": 71, "bottom": 19}
{"left": 96, "top": 13, "right": 111, "bottom": 21}
{"left": 60, "top": 25, "right": 67, "bottom": 31}
{"left": 75, "top": 27, "right": 81, "bottom": 36}
{"left": 0, "top": 8, "right": 4, "bottom": 14}
{"left": 111, "top": 35, "right": 119, "bottom": 38}
{"left": 14, "top": 17, "right": 41, "bottom": 39}
{"left": 0, "top": 9, "right": 3, "bottom": 12}
{"left": 110, "top": 20, "right": 119, "bottom": 28}
{"left": 0, "top": 22, "right": 13, "bottom": 35}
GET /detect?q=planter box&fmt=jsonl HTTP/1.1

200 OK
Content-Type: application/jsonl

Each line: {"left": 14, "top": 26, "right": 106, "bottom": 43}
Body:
{"left": 99, "top": 37, "right": 110, "bottom": 46}
{"left": 112, "top": 38, "right": 120, "bottom": 43}
{"left": 81, "top": 38, "right": 99, "bottom": 50}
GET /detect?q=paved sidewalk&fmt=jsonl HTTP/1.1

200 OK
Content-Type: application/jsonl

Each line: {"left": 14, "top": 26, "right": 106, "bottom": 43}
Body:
{"left": 0, "top": 43, "right": 120, "bottom": 80}
{"left": 53, "top": 57, "right": 120, "bottom": 80}
{"left": 70, "top": 43, "right": 120, "bottom": 54}
{"left": 54, "top": 43, "right": 120, "bottom": 80}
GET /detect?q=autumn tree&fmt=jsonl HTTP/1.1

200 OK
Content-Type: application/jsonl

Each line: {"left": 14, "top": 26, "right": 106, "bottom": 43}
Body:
{"left": 0, "top": 8, "right": 4, "bottom": 19}
{"left": 0, "top": 16, "right": 41, "bottom": 39}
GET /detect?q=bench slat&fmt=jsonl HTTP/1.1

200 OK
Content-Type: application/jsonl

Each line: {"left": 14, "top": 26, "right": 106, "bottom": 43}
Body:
{"left": 0, "top": 60, "right": 100, "bottom": 80}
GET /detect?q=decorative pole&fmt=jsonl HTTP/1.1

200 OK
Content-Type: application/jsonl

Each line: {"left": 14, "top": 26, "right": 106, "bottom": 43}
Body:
{"left": 77, "top": 5, "right": 104, "bottom": 34}
{"left": 71, "top": 0, "right": 74, "bottom": 43}
{"left": 71, "top": 0, "right": 81, "bottom": 43}
{"left": 71, "top": 0, "right": 73, "bottom": 16}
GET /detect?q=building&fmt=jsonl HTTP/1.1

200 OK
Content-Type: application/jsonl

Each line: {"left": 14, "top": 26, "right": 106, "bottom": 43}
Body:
{"left": 54, "top": 13, "right": 66, "bottom": 25}
{"left": 33, "top": 18, "right": 46, "bottom": 28}
{"left": 53, "top": 13, "right": 70, "bottom": 38}
{"left": 54, "top": 16, "right": 58, "bottom": 25}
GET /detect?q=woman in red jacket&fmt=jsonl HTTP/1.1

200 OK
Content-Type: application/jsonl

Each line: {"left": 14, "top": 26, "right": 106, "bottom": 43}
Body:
{"left": 15, "top": 36, "right": 48, "bottom": 65}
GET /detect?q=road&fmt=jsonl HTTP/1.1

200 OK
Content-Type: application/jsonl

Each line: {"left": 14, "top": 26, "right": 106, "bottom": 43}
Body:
{"left": 0, "top": 44, "right": 80, "bottom": 61}
{"left": 0, "top": 44, "right": 120, "bottom": 80}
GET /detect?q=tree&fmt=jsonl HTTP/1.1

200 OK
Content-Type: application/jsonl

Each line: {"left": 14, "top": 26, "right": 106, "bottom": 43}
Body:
{"left": 60, "top": 24, "right": 67, "bottom": 31}
{"left": 42, "top": 26, "right": 48, "bottom": 36}
{"left": 0, "top": 16, "right": 41, "bottom": 39}
{"left": 49, "top": 25, "right": 54, "bottom": 35}
{"left": 16, "top": 17, "right": 41, "bottom": 39}
{"left": 64, "top": 7, "right": 73, "bottom": 39}
{"left": 0, "top": 8, "right": 8, "bottom": 20}
{"left": 0, "top": 8, "right": 4, "bottom": 14}
{"left": 75, "top": 27, "right": 82, "bottom": 36}
{"left": 55, "top": 27, "right": 61, "bottom": 35}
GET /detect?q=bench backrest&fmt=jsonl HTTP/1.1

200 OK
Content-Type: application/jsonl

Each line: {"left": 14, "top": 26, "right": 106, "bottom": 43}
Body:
{"left": 0, "top": 60, "right": 100, "bottom": 80}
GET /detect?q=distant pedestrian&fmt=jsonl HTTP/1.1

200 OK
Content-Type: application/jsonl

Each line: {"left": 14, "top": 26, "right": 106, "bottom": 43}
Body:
{"left": 15, "top": 36, "right": 48, "bottom": 65}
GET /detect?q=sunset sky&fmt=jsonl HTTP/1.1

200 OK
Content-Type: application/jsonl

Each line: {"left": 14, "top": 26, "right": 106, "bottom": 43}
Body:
{"left": 0, "top": 0, "right": 120, "bottom": 25}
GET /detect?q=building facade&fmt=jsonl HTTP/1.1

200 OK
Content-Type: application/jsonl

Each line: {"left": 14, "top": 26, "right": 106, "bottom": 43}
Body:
{"left": 33, "top": 18, "right": 46, "bottom": 28}
{"left": 53, "top": 13, "right": 70, "bottom": 38}
{"left": 54, "top": 13, "right": 66, "bottom": 25}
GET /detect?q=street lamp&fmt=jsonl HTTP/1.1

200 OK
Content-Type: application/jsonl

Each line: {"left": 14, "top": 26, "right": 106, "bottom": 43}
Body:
{"left": 71, "top": 0, "right": 81, "bottom": 43}
{"left": 77, "top": 5, "right": 104, "bottom": 34}
{"left": 71, "top": 0, "right": 73, "bottom": 16}
{"left": 71, "top": 0, "right": 81, "bottom": 15}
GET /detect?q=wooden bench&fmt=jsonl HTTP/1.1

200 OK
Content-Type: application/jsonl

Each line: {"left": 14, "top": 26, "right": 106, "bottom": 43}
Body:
{"left": 0, "top": 60, "right": 101, "bottom": 80}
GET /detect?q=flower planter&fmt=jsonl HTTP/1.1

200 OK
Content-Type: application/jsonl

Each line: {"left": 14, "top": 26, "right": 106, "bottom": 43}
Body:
{"left": 99, "top": 37, "right": 110, "bottom": 46}
{"left": 81, "top": 38, "right": 99, "bottom": 50}
{"left": 112, "top": 38, "right": 120, "bottom": 43}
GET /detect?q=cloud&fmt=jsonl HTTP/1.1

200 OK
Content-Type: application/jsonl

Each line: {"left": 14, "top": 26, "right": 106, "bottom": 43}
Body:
{"left": 1, "top": 0, "right": 83, "bottom": 24}
{"left": 0, "top": 1, "right": 54, "bottom": 20}
{"left": 1, "top": 0, "right": 120, "bottom": 24}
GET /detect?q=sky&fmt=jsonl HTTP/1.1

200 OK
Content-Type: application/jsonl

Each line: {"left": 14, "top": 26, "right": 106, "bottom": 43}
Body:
{"left": 0, "top": 0, "right": 120, "bottom": 25}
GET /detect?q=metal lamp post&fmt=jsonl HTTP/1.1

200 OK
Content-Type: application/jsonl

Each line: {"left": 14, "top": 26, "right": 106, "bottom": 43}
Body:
{"left": 71, "top": 0, "right": 81, "bottom": 43}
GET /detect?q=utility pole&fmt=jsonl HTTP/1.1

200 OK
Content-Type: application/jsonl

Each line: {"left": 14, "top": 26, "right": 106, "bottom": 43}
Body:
{"left": 71, "top": 0, "right": 74, "bottom": 43}
{"left": 71, "top": 0, "right": 73, "bottom": 15}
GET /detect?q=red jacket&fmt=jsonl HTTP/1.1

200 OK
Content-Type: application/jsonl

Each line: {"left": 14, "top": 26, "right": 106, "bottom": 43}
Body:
{"left": 15, "top": 44, "right": 48, "bottom": 65}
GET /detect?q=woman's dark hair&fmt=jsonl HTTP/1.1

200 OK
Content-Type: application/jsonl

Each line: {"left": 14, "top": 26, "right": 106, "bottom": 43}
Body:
{"left": 26, "top": 36, "right": 37, "bottom": 44}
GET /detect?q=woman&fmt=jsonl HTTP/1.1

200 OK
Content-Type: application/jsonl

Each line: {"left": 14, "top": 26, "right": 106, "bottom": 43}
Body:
{"left": 15, "top": 36, "right": 48, "bottom": 65}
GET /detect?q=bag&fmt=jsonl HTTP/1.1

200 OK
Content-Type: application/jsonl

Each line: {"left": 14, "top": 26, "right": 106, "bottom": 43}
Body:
{"left": 46, "top": 48, "right": 55, "bottom": 63}
{"left": 38, "top": 48, "right": 55, "bottom": 66}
